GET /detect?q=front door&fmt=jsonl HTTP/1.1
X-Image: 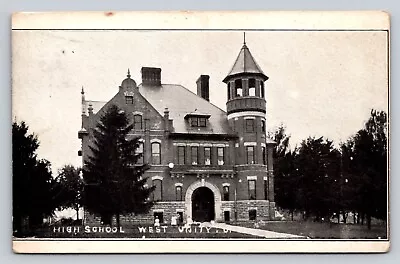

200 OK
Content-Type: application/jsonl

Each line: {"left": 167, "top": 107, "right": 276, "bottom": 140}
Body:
{"left": 192, "top": 187, "right": 215, "bottom": 222}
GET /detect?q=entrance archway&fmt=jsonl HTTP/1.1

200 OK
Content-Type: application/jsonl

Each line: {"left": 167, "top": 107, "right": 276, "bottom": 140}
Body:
{"left": 185, "top": 180, "right": 222, "bottom": 222}
{"left": 192, "top": 187, "right": 215, "bottom": 222}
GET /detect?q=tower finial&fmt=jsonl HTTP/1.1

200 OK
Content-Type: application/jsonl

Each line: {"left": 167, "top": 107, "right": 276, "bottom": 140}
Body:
{"left": 127, "top": 68, "right": 131, "bottom": 78}
{"left": 81, "top": 86, "right": 84, "bottom": 94}
{"left": 243, "top": 32, "right": 246, "bottom": 45}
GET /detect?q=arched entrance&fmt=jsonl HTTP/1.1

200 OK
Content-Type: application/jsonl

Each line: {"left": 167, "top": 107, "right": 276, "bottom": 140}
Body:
{"left": 192, "top": 187, "right": 215, "bottom": 222}
{"left": 185, "top": 180, "right": 222, "bottom": 222}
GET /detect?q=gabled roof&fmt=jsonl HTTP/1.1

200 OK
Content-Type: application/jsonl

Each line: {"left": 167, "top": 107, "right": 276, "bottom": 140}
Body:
{"left": 138, "top": 84, "right": 233, "bottom": 135}
{"left": 223, "top": 44, "right": 268, "bottom": 82}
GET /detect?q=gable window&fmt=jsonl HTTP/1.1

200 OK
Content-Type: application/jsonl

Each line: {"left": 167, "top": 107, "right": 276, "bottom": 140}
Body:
{"left": 133, "top": 114, "right": 142, "bottom": 130}
{"left": 248, "top": 180, "right": 256, "bottom": 200}
{"left": 176, "top": 186, "right": 183, "bottom": 201}
{"left": 245, "top": 119, "right": 255, "bottom": 132}
{"left": 260, "top": 82, "right": 265, "bottom": 98}
{"left": 153, "top": 179, "right": 162, "bottom": 201}
{"left": 151, "top": 142, "right": 161, "bottom": 165}
{"left": 204, "top": 147, "right": 211, "bottom": 165}
{"left": 261, "top": 120, "right": 266, "bottom": 133}
{"left": 217, "top": 147, "right": 225, "bottom": 165}
{"left": 177, "top": 146, "right": 186, "bottom": 165}
{"left": 223, "top": 186, "right": 230, "bottom": 201}
{"left": 246, "top": 146, "right": 255, "bottom": 164}
{"left": 262, "top": 146, "right": 267, "bottom": 165}
{"left": 249, "top": 78, "right": 256, "bottom": 96}
{"left": 191, "top": 118, "right": 198, "bottom": 127}
{"left": 191, "top": 146, "right": 198, "bottom": 165}
{"left": 125, "top": 96, "right": 133, "bottom": 104}
{"left": 235, "top": 79, "right": 243, "bottom": 97}
{"left": 137, "top": 142, "right": 144, "bottom": 164}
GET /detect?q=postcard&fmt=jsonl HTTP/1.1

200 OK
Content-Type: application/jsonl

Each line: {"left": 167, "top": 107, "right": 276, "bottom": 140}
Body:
{"left": 11, "top": 11, "right": 390, "bottom": 253}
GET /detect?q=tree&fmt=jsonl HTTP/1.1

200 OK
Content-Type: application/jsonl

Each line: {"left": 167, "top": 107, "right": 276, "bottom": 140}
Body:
{"left": 12, "top": 121, "right": 57, "bottom": 235}
{"left": 271, "top": 125, "right": 298, "bottom": 220}
{"left": 54, "top": 165, "right": 83, "bottom": 220}
{"left": 82, "top": 105, "right": 154, "bottom": 228}
{"left": 295, "top": 136, "right": 341, "bottom": 221}
{"left": 341, "top": 109, "right": 388, "bottom": 229}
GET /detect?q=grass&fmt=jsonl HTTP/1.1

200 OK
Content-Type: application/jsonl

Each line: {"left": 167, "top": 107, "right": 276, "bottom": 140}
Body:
{"left": 17, "top": 224, "right": 260, "bottom": 239}
{"left": 235, "top": 221, "right": 388, "bottom": 239}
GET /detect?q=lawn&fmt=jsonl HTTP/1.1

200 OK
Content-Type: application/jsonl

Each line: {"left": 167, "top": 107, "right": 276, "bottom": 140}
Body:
{"left": 235, "top": 221, "right": 388, "bottom": 239}
{"left": 17, "top": 224, "right": 260, "bottom": 239}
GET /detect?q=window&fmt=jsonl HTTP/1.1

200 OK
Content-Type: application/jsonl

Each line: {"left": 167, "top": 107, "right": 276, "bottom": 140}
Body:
{"left": 151, "top": 142, "right": 161, "bottom": 165}
{"left": 191, "top": 117, "right": 207, "bottom": 127}
{"left": 235, "top": 79, "right": 242, "bottom": 97}
{"left": 264, "top": 178, "right": 269, "bottom": 200}
{"left": 137, "top": 142, "right": 144, "bottom": 164}
{"left": 245, "top": 119, "right": 255, "bottom": 132}
{"left": 261, "top": 120, "right": 266, "bottom": 133}
{"left": 223, "top": 186, "right": 230, "bottom": 201}
{"left": 249, "top": 78, "right": 256, "bottom": 96}
{"left": 153, "top": 179, "right": 162, "bottom": 201}
{"left": 262, "top": 146, "right": 266, "bottom": 165}
{"left": 227, "top": 83, "right": 231, "bottom": 100}
{"left": 248, "top": 180, "right": 256, "bottom": 200}
{"left": 224, "top": 211, "right": 230, "bottom": 222}
{"left": 176, "top": 186, "right": 183, "bottom": 201}
{"left": 177, "top": 146, "right": 186, "bottom": 165}
{"left": 198, "top": 118, "right": 206, "bottom": 127}
{"left": 133, "top": 114, "right": 142, "bottom": 130}
{"left": 204, "top": 147, "right": 211, "bottom": 165}
{"left": 260, "top": 82, "right": 265, "bottom": 98}
{"left": 125, "top": 96, "right": 133, "bottom": 104}
{"left": 246, "top": 146, "right": 255, "bottom": 164}
{"left": 217, "top": 147, "right": 225, "bottom": 165}
{"left": 154, "top": 212, "right": 164, "bottom": 223}
{"left": 191, "top": 146, "right": 198, "bottom": 165}
{"left": 249, "top": 209, "right": 257, "bottom": 220}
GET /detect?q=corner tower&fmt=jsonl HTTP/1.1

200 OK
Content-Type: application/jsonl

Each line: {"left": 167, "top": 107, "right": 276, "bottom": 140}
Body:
{"left": 223, "top": 35, "right": 275, "bottom": 221}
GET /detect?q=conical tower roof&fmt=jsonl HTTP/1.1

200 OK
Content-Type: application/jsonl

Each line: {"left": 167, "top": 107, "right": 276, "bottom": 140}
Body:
{"left": 223, "top": 43, "right": 268, "bottom": 83}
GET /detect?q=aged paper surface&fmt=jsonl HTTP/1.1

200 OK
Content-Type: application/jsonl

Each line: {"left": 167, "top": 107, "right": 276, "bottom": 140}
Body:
{"left": 12, "top": 11, "right": 390, "bottom": 253}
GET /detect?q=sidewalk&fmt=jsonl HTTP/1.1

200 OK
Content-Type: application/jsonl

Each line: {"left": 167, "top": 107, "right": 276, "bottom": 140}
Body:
{"left": 205, "top": 222, "right": 306, "bottom": 239}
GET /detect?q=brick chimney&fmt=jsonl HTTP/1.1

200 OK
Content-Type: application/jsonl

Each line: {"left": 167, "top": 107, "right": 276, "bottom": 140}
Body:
{"left": 196, "top": 75, "right": 210, "bottom": 101}
{"left": 141, "top": 67, "right": 161, "bottom": 86}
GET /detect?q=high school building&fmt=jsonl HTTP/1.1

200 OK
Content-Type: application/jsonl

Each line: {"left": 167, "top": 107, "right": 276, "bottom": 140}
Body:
{"left": 78, "top": 39, "right": 276, "bottom": 224}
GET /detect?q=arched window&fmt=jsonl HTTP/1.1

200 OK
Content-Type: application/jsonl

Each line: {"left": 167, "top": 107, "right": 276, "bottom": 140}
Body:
{"left": 223, "top": 185, "right": 230, "bottom": 201}
{"left": 248, "top": 78, "right": 256, "bottom": 96}
{"left": 260, "top": 82, "right": 265, "bottom": 98}
{"left": 153, "top": 179, "right": 162, "bottom": 201}
{"left": 235, "top": 79, "right": 242, "bottom": 97}
{"left": 176, "top": 186, "right": 182, "bottom": 201}
{"left": 151, "top": 142, "right": 161, "bottom": 165}
{"left": 133, "top": 114, "right": 142, "bottom": 130}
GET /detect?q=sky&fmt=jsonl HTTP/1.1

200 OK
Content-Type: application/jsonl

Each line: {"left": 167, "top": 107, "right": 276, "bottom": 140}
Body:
{"left": 12, "top": 30, "right": 388, "bottom": 173}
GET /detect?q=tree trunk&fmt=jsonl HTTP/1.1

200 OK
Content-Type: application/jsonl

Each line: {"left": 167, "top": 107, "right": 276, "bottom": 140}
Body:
{"left": 367, "top": 214, "right": 372, "bottom": 230}
{"left": 291, "top": 211, "right": 294, "bottom": 221}
{"left": 353, "top": 211, "right": 356, "bottom": 224}
{"left": 116, "top": 214, "right": 120, "bottom": 229}
{"left": 76, "top": 206, "right": 79, "bottom": 221}
{"left": 343, "top": 212, "right": 347, "bottom": 224}
{"left": 361, "top": 213, "right": 365, "bottom": 225}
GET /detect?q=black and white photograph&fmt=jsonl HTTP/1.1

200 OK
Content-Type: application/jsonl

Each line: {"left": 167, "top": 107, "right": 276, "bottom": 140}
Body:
{"left": 11, "top": 11, "right": 390, "bottom": 253}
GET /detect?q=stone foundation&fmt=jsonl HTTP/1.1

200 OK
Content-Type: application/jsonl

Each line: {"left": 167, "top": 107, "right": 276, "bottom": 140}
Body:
{"left": 84, "top": 200, "right": 275, "bottom": 225}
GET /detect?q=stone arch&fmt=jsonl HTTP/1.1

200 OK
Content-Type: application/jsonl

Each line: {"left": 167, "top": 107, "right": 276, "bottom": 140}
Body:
{"left": 185, "top": 179, "right": 222, "bottom": 222}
